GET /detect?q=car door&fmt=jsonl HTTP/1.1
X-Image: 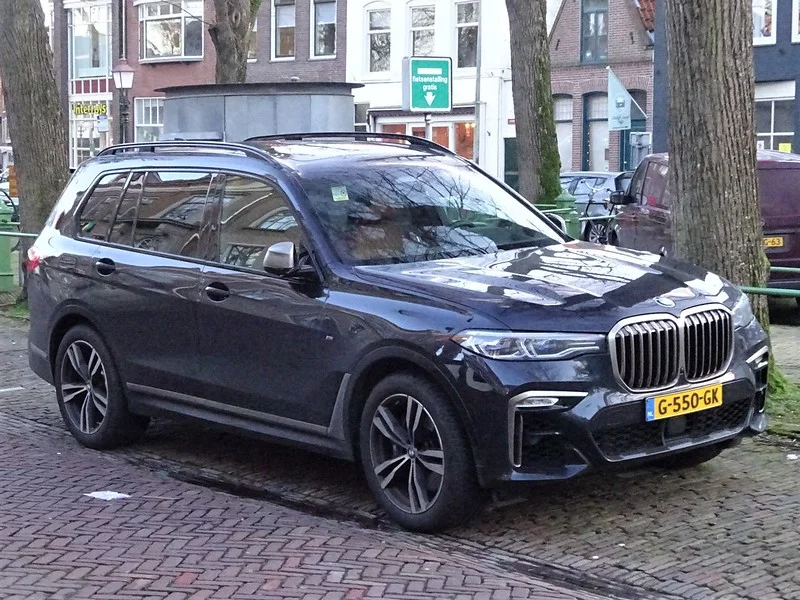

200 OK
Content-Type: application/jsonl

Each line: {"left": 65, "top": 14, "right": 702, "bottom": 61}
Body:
{"left": 85, "top": 169, "right": 213, "bottom": 396}
{"left": 195, "top": 172, "right": 338, "bottom": 428}
{"left": 613, "top": 160, "right": 648, "bottom": 248}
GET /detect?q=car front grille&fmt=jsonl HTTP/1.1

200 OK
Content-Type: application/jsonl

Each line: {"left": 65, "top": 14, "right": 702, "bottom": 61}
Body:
{"left": 592, "top": 396, "right": 751, "bottom": 460}
{"left": 683, "top": 309, "right": 733, "bottom": 382}
{"left": 611, "top": 307, "right": 733, "bottom": 392}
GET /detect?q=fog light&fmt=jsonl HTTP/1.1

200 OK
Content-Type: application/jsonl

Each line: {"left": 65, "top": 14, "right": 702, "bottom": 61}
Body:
{"left": 516, "top": 397, "right": 559, "bottom": 408}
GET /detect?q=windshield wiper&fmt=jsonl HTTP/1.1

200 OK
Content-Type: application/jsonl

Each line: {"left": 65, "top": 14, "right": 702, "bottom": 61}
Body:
{"left": 496, "top": 240, "right": 551, "bottom": 251}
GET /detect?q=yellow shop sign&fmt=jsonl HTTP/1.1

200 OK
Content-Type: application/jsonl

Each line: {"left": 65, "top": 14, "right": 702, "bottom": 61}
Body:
{"left": 72, "top": 103, "right": 108, "bottom": 116}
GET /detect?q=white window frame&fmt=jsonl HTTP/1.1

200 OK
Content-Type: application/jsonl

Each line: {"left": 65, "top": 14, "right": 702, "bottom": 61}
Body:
{"left": 247, "top": 17, "right": 257, "bottom": 62}
{"left": 365, "top": 4, "right": 391, "bottom": 74}
{"left": 409, "top": 4, "right": 435, "bottom": 57}
{"left": 793, "top": 0, "right": 800, "bottom": 42}
{"left": 67, "top": 2, "right": 112, "bottom": 80}
{"left": 271, "top": 0, "right": 295, "bottom": 61}
{"left": 135, "top": 0, "right": 204, "bottom": 63}
{"left": 310, "top": 0, "right": 337, "bottom": 59}
{"left": 753, "top": 0, "right": 777, "bottom": 46}
{"left": 134, "top": 97, "right": 165, "bottom": 143}
{"left": 454, "top": 0, "right": 479, "bottom": 70}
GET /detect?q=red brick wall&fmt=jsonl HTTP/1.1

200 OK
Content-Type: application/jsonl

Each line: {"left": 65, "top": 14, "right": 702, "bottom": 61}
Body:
{"left": 123, "top": 0, "right": 216, "bottom": 101}
{"left": 549, "top": 0, "right": 654, "bottom": 171}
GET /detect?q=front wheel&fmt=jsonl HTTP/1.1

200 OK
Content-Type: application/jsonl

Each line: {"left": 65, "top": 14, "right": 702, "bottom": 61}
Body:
{"left": 359, "top": 373, "right": 484, "bottom": 532}
{"left": 586, "top": 221, "right": 609, "bottom": 244}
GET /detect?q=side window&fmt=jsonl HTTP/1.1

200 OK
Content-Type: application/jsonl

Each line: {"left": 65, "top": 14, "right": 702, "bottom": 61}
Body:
{"left": 77, "top": 172, "right": 129, "bottom": 241}
{"left": 215, "top": 174, "right": 300, "bottom": 270}
{"left": 628, "top": 162, "right": 648, "bottom": 203}
{"left": 642, "top": 163, "right": 667, "bottom": 207}
{"left": 654, "top": 164, "right": 671, "bottom": 208}
{"left": 108, "top": 172, "right": 144, "bottom": 246}
{"left": 132, "top": 171, "right": 213, "bottom": 257}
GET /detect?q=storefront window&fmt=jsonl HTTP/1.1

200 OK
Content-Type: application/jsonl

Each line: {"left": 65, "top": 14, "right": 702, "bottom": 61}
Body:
{"left": 756, "top": 98, "right": 795, "bottom": 152}
{"left": 69, "top": 101, "right": 110, "bottom": 169}
{"left": 454, "top": 122, "right": 474, "bottom": 159}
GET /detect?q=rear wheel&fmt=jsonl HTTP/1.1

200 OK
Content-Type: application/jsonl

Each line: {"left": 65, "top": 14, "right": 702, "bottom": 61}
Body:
{"left": 55, "top": 325, "right": 148, "bottom": 449}
{"left": 654, "top": 444, "right": 723, "bottom": 470}
{"left": 359, "top": 373, "right": 484, "bottom": 532}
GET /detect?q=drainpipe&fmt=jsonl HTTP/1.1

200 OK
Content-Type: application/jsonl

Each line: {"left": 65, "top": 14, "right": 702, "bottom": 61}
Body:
{"left": 472, "top": 0, "right": 483, "bottom": 164}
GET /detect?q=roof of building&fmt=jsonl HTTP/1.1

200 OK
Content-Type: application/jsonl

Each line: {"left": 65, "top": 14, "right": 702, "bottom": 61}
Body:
{"left": 637, "top": 0, "right": 655, "bottom": 33}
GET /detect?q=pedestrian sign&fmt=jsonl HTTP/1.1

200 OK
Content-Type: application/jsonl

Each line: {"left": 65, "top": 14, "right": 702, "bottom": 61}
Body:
{"left": 402, "top": 57, "right": 453, "bottom": 113}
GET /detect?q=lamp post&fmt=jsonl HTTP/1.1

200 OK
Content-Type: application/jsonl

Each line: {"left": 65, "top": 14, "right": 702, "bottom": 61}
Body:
{"left": 112, "top": 60, "right": 135, "bottom": 144}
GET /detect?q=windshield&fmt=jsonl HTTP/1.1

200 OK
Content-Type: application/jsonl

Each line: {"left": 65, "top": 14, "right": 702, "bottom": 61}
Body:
{"left": 297, "top": 159, "right": 565, "bottom": 265}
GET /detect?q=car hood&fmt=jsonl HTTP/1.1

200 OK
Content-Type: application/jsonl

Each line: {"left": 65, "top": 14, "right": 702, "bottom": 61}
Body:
{"left": 355, "top": 242, "right": 736, "bottom": 332}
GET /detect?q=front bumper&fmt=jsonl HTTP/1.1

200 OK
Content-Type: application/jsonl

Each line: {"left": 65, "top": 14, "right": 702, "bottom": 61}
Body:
{"left": 445, "top": 320, "right": 770, "bottom": 487}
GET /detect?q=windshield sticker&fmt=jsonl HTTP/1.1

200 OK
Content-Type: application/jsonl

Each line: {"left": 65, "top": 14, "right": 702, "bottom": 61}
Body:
{"left": 331, "top": 186, "right": 350, "bottom": 202}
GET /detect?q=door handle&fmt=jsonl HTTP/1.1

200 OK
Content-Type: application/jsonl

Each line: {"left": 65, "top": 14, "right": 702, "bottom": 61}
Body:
{"left": 94, "top": 258, "right": 115, "bottom": 276}
{"left": 204, "top": 282, "right": 230, "bottom": 302}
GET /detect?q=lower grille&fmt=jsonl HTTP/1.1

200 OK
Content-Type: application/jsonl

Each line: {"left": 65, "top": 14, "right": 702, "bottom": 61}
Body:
{"left": 513, "top": 413, "right": 583, "bottom": 471}
{"left": 593, "top": 397, "right": 752, "bottom": 460}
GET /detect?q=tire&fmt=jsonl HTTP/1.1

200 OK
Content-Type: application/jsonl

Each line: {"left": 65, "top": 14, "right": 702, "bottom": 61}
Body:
{"left": 359, "top": 373, "right": 484, "bottom": 532}
{"left": 54, "top": 325, "right": 149, "bottom": 449}
{"left": 653, "top": 444, "right": 723, "bottom": 470}
{"left": 587, "top": 221, "right": 609, "bottom": 244}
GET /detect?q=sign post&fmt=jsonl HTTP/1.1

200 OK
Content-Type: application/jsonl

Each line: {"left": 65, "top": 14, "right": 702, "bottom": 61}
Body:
{"left": 403, "top": 57, "right": 453, "bottom": 141}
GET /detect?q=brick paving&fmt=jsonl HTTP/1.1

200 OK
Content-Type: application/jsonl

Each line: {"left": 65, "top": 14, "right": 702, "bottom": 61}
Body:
{"left": 2, "top": 313, "right": 800, "bottom": 599}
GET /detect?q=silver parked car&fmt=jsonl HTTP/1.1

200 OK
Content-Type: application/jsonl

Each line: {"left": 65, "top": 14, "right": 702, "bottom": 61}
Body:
{"left": 560, "top": 171, "right": 632, "bottom": 243}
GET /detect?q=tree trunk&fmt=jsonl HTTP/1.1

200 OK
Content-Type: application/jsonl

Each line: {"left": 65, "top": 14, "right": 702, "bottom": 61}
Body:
{"left": 209, "top": 0, "right": 259, "bottom": 84}
{"left": 0, "top": 0, "right": 69, "bottom": 296}
{"left": 665, "top": 0, "right": 769, "bottom": 324}
{"left": 505, "top": 0, "right": 562, "bottom": 204}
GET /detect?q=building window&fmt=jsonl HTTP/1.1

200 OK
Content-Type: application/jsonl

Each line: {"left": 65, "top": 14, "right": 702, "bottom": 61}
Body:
{"left": 554, "top": 96, "right": 573, "bottom": 172}
{"left": 581, "top": 0, "right": 608, "bottom": 63}
{"left": 355, "top": 103, "right": 370, "bottom": 132}
{"left": 68, "top": 3, "right": 111, "bottom": 79}
{"left": 411, "top": 6, "right": 435, "bottom": 56}
{"left": 313, "top": 0, "right": 336, "bottom": 57}
{"left": 793, "top": 0, "right": 800, "bottom": 42}
{"left": 138, "top": 0, "right": 203, "bottom": 61}
{"left": 274, "top": 0, "right": 295, "bottom": 58}
{"left": 247, "top": 17, "right": 257, "bottom": 60}
{"left": 382, "top": 121, "right": 472, "bottom": 158}
{"left": 134, "top": 97, "right": 164, "bottom": 142}
{"left": 69, "top": 101, "right": 111, "bottom": 169}
{"left": 756, "top": 98, "right": 795, "bottom": 152}
{"left": 367, "top": 8, "right": 391, "bottom": 72}
{"left": 456, "top": 1, "right": 479, "bottom": 68}
{"left": 753, "top": 0, "right": 776, "bottom": 45}
{"left": 583, "top": 94, "right": 609, "bottom": 171}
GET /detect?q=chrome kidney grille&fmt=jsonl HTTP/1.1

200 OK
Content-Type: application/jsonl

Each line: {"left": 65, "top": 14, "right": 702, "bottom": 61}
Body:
{"left": 613, "top": 319, "right": 681, "bottom": 391}
{"left": 610, "top": 307, "right": 733, "bottom": 392}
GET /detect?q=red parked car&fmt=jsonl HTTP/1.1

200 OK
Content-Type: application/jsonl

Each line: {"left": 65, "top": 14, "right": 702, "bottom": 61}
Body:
{"left": 611, "top": 150, "right": 800, "bottom": 298}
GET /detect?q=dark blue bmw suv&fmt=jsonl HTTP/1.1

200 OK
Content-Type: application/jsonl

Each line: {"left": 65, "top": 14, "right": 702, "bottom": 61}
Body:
{"left": 27, "top": 134, "right": 770, "bottom": 531}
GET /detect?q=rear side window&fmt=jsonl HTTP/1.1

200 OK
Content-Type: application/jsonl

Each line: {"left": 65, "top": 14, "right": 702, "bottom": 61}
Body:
{"left": 77, "top": 172, "right": 129, "bottom": 240}
{"left": 108, "top": 172, "right": 144, "bottom": 246}
{"left": 132, "top": 171, "right": 213, "bottom": 258}
{"left": 642, "top": 163, "right": 667, "bottom": 206}
{"left": 211, "top": 174, "right": 301, "bottom": 270}
{"left": 628, "top": 162, "right": 648, "bottom": 203}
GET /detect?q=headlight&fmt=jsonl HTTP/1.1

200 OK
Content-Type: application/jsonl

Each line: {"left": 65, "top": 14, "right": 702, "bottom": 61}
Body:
{"left": 452, "top": 331, "right": 606, "bottom": 361}
{"left": 732, "top": 293, "right": 756, "bottom": 329}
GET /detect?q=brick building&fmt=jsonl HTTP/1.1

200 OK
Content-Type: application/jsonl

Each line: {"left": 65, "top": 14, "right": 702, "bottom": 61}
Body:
{"left": 549, "top": 0, "right": 654, "bottom": 172}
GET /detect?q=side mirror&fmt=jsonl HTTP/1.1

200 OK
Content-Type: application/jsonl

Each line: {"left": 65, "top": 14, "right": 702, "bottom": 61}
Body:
{"left": 545, "top": 213, "right": 567, "bottom": 233}
{"left": 609, "top": 190, "right": 633, "bottom": 205}
{"left": 264, "top": 241, "right": 295, "bottom": 275}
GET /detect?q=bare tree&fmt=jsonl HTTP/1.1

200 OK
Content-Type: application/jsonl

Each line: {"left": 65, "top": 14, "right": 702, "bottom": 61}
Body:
{"left": 665, "top": 0, "right": 768, "bottom": 324}
{"left": 209, "top": 0, "right": 261, "bottom": 83}
{"left": 0, "top": 0, "right": 69, "bottom": 295}
{"left": 505, "top": 0, "right": 561, "bottom": 204}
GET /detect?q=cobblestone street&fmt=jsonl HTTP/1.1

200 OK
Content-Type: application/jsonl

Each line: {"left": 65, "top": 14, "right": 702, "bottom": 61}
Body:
{"left": 2, "top": 313, "right": 800, "bottom": 599}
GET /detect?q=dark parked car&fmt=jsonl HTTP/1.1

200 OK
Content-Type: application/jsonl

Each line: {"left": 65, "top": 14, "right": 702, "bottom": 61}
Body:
{"left": 560, "top": 171, "right": 632, "bottom": 243}
{"left": 28, "top": 135, "right": 769, "bottom": 532}
{"left": 611, "top": 151, "right": 800, "bottom": 295}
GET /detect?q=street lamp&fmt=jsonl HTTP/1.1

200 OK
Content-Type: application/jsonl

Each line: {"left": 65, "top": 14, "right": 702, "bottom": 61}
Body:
{"left": 112, "top": 60, "right": 135, "bottom": 144}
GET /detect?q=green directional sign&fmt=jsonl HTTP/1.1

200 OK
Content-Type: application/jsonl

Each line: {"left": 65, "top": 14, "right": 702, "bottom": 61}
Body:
{"left": 402, "top": 56, "right": 453, "bottom": 113}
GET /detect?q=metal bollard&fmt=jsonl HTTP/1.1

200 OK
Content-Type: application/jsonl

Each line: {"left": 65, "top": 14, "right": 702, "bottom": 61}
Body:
{"left": 0, "top": 202, "right": 15, "bottom": 292}
{"left": 554, "top": 189, "right": 581, "bottom": 239}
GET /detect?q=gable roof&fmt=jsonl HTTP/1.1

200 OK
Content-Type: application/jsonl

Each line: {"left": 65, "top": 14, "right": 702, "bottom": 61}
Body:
{"left": 637, "top": 0, "right": 655, "bottom": 33}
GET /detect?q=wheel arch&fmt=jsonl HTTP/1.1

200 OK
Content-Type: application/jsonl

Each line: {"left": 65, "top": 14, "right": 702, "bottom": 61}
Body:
{"left": 47, "top": 304, "right": 109, "bottom": 378}
{"left": 342, "top": 346, "right": 478, "bottom": 466}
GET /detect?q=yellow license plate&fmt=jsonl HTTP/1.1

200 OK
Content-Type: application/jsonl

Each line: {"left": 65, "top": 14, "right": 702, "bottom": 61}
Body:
{"left": 645, "top": 384, "right": 723, "bottom": 422}
{"left": 764, "top": 236, "right": 785, "bottom": 248}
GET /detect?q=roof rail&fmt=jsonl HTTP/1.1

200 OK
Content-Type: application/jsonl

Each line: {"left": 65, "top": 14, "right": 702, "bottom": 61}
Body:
{"left": 96, "top": 140, "right": 275, "bottom": 163}
{"left": 244, "top": 132, "right": 458, "bottom": 156}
